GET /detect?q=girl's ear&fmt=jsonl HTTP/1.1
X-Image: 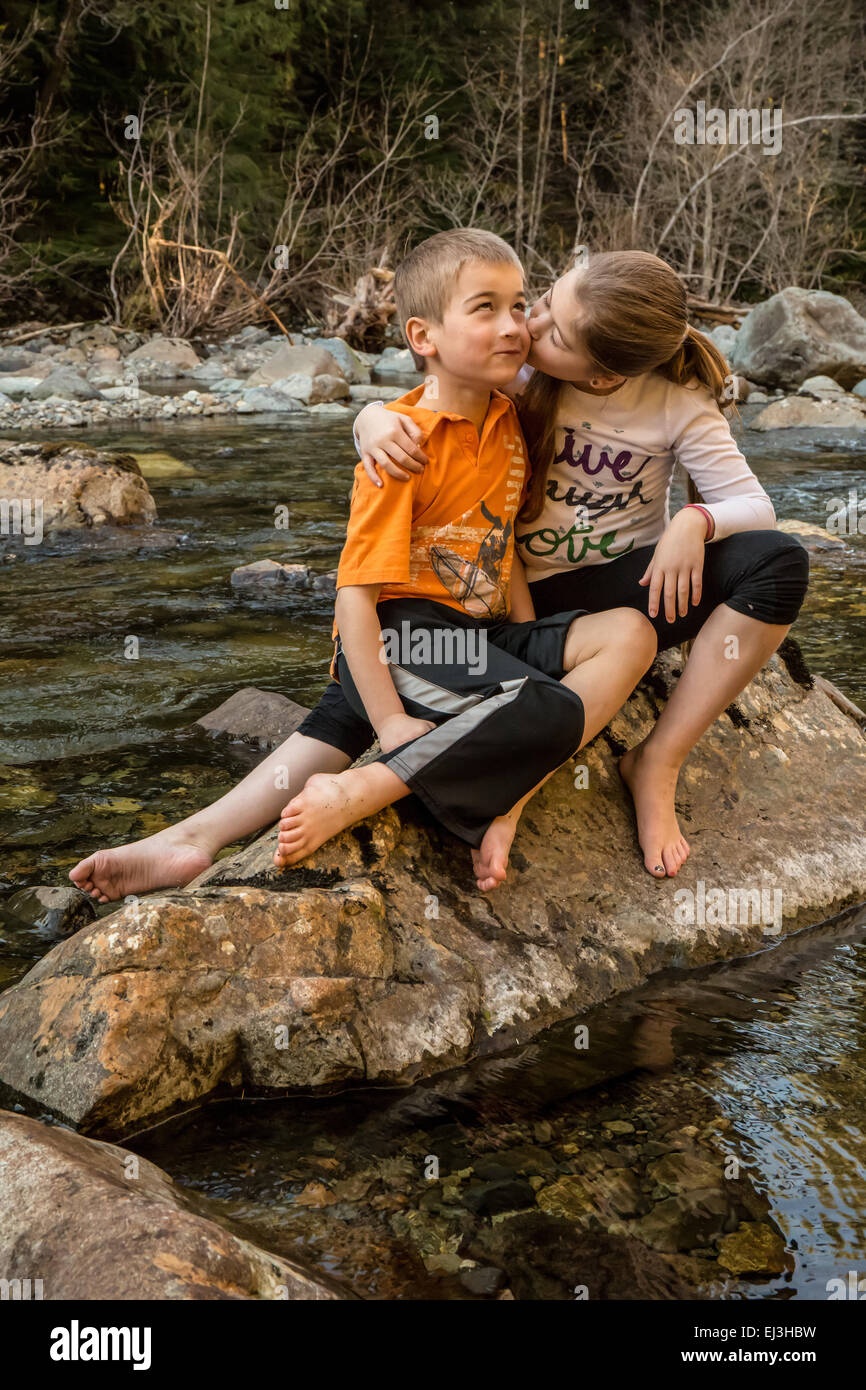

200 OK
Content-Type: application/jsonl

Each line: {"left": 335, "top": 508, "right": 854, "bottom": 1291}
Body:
{"left": 405, "top": 316, "right": 436, "bottom": 361}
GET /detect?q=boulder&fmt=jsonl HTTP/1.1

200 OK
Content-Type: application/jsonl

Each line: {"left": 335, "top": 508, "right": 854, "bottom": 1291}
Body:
{"left": 798, "top": 374, "right": 845, "bottom": 397}
{"left": 68, "top": 324, "right": 117, "bottom": 349}
{"left": 315, "top": 337, "right": 371, "bottom": 384}
{"left": 261, "top": 373, "right": 349, "bottom": 405}
{"left": 0, "top": 1111, "right": 351, "bottom": 1300}
{"left": 246, "top": 344, "right": 346, "bottom": 388}
{"left": 750, "top": 396, "right": 866, "bottom": 430}
{"left": 2, "top": 643, "right": 866, "bottom": 1139}
{"left": 32, "top": 368, "right": 101, "bottom": 401}
{"left": 0, "top": 442, "right": 157, "bottom": 533}
{"left": 195, "top": 686, "right": 312, "bottom": 750}
{"left": 730, "top": 288, "right": 866, "bottom": 389}
{"left": 0, "top": 375, "right": 49, "bottom": 397}
{"left": 852, "top": 379, "right": 866, "bottom": 399}
{"left": 708, "top": 324, "right": 739, "bottom": 359}
{"left": 349, "top": 384, "right": 409, "bottom": 403}
{"left": 126, "top": 335, "right": 201, "bottom": 377}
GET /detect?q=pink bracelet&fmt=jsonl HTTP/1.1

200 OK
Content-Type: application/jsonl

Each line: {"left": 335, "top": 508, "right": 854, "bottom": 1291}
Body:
{"left": 683, "top": 503, "right": 715, "bottom": 540}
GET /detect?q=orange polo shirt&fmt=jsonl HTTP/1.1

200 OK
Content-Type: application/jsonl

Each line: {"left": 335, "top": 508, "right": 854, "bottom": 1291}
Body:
{"left": 332, "top": 386, "right": 529, "bottom": 668}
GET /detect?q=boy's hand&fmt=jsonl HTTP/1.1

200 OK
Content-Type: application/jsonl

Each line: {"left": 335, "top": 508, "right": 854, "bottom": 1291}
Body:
{"left": 357, "top": 405, "right": 428, "bottom": 487}
{"left": 638, "top": 507, "right": 708, "bottom": 622}
{"left": 377, "top": 712, "right": 436, "bottom": 752}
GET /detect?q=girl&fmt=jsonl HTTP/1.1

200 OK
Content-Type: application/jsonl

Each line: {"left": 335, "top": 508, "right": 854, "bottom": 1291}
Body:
{"left": 353, "top": 250, "right": 809, "bottom": 881}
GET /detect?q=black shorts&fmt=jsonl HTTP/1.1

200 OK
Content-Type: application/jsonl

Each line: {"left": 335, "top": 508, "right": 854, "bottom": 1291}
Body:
{"left": 296, "top": 597, "right": 586, "bottom": 770}
{"left": 528, "top": 529, "right": 809, "bottom": 648}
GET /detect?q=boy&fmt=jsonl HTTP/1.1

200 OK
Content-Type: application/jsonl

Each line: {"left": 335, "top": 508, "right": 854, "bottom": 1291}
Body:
{"left": 277, "top": 229, "right": 657, "bottom": 884}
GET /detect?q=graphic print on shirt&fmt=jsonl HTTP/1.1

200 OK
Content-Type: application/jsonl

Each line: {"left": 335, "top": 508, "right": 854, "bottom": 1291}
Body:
{"left": 520, "top": 426, "right": 656, "bottom": 566}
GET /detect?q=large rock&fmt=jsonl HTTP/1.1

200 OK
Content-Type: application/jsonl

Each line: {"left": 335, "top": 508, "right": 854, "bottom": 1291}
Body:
{"left": 730, "top": 288, "right": 866, "bottom": 389}
{"left": 126, "top": 335, "right": 201, "bottom": 377}
{"left": 246, "top": 344, "right": 346, "bottom": 388}
{"left": 2, "top": 643, "right": 865, "bottom": 1138}
{"left": 750, "top": 396, "right": 866, "bottom": 430}
{"left": 0, "top": 1111, "right": 350, "bottom": 1299}
{"left": 0, "top": 442, "right": 157, "bottom": 533}
{"left": 195, "top": 686, "right": 311, "bottom": 750}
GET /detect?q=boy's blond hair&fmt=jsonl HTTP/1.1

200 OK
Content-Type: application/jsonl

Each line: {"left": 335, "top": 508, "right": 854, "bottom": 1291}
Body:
{"left": 394, "top": 228, "right": 523, "bottom": 370}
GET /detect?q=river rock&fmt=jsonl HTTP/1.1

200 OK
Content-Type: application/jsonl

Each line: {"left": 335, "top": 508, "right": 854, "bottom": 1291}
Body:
{"left": 126, "top": 335, "right": 201, "bottom": 377}
{"left": 750, "top": 396, "right": 866, "bottom": 430}
{"left": 266, "top": 373, "right": 349, "bottom": 405}
{"left": 776, "top": 518, "right": 846, "bottom": 551}
{"left": 0, "top": 442, "right": 157, "bottom": 533}
{"left": 0, "top": 886, "right": 97, "bottom": 938}
{"left": 375, "top": 346, "right": 418, "bottom": 374}
{"left": 730, "top": 288, "right": 866, "bottom": 389}
{"left": 230, "top": 559, "right": 311, "bottom": 589}
{"left": 2, "top": 641, "right": 866, "bottom": 1138}
{"left": 195, "top": 686, "right": 312, "bottom": 749}
{"left": 32, "top": 368, "right": 102, "bottom": 401}
{"left": 0, "top": 1111, "right": 350, "bottom": 1299}
{"left": 0, "top": 375, "right": 48, "bottom": 397}
{"left": 716, "top": 1221, "right": 788, "bottom": 1276}
{"left": 246, "top": 344, "right": 346, "bottom": 388}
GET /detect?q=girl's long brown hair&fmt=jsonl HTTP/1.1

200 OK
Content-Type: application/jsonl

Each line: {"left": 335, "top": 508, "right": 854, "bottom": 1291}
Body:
{"left": 518, "top": 251, "right": 732, "bottom": 523}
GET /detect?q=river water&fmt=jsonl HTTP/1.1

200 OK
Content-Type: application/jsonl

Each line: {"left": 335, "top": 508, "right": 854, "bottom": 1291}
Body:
{"left": 1, "top": 409, "right": 864, "bottom": 1298}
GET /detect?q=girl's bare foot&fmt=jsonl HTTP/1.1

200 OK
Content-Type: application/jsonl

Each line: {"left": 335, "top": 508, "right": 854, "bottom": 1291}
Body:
{"left": 273, "top": 765, "right": 403, "bottom": 867}
{"left": 619, "top": 740, "right": 690, "bottom": 878}
{"left": 471, "top": 814, "right": 518, "bottom": 892}
{"left": 69, "top": 828, "right": 214, "bottom": 905}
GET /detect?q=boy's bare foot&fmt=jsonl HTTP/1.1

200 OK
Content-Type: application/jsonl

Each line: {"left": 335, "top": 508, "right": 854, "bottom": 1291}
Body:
{"left": 619, "top": 740, "right": 690, "bottom": 878}
{"left": 69, "top": 828, "right": 214, "bottom": 905}
{"left": 471, "top": 812, "right": 520, "bottom": 892}
{"left": 273, "top": 765, "right": 403, "bottom": 867}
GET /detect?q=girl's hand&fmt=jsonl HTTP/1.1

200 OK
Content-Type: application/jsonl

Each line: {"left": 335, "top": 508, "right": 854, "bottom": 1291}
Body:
{"left": 638, "top": 508, "right": 709, "bottom": 622}
{"left": 357, "top": 404, "right": 428, "bottom": 487}
{"left": 377, "top": 712, "right": 435, "bottom": 753}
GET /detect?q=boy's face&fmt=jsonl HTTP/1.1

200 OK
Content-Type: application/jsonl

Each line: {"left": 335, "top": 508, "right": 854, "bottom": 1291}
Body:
{"left": 408, "top": 261, "right": 529, "bottom": 388}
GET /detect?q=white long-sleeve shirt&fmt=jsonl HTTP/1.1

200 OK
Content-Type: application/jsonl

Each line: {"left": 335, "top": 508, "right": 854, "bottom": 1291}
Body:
{"left": 514, "top": 370, "right": 775, "bottom": 584}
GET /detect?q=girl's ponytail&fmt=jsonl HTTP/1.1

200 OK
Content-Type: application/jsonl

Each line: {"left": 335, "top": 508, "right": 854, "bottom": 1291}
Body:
{"left": 657, "top": 323, "right": 731, "bottom": 410}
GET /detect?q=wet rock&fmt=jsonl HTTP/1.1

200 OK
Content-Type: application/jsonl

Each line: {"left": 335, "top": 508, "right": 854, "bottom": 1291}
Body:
{"left": 776, "top": 518, "right": 846, "bottom": 552}
{"left": 2, "top": 645, "right": 866, "bottom": 1137}
{"left": 0, "top": 442, "right": 157, "bottom": 533}
{"left": 0, "top": 886, "right": 96, "bottom": 938}
{"left": 461, "top": 1179, "right": 537, "bottom": 1216}
{"left": 311, "top": 570, "right": 338, "bottom": 594}
{"left": 195, "top": 687, "right": 311, "bottom": 750}
{"left": 750, "top": 396, "right": 866, "bottom": 430}
{"left": 716, "top": 1221, "right": 788, "bottom": 1276}
{"left": 0, "top": 1111, "right": 350, "bottom": 1299}
{"left": 459, "top": 1265, "right": 505, "bottom": 1295}
{"left": 230, "top": 559, "right": 311, "bottom": 589}
{"left": 730, "top": 288, "right": 866, "bottom": 389}
{"left": 467, "top": 1211, "right": 701, "bottom": 1299}
{"left": 126, "top": 335, "right": 201, "bottom": 377}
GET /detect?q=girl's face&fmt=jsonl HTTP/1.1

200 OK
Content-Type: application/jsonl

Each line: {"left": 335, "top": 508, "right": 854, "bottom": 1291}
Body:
{"left": 526, "top": 268, "right": 625, "bottom": 389}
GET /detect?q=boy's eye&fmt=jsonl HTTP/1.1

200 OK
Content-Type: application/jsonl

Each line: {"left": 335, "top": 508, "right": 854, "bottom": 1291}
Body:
{"left": 473, "top": 301, "right": 494, "bottom": 311}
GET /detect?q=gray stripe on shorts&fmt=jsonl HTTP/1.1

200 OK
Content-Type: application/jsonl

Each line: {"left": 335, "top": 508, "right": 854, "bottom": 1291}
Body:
{"left": 389, "top": 664, "right": 484, "bottom": 715}
{"left": 385, "top": 677, "right": 527, "bottom": 781}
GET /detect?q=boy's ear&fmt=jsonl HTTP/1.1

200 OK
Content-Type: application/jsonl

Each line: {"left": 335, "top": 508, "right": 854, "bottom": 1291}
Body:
{"left": 404, "top": 316, "right": 437, "bottom": 362}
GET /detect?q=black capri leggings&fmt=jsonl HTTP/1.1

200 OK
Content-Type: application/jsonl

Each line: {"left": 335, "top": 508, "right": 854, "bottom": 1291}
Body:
{"left": 528, "top": 529, "right": 809, "bottom": 650}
